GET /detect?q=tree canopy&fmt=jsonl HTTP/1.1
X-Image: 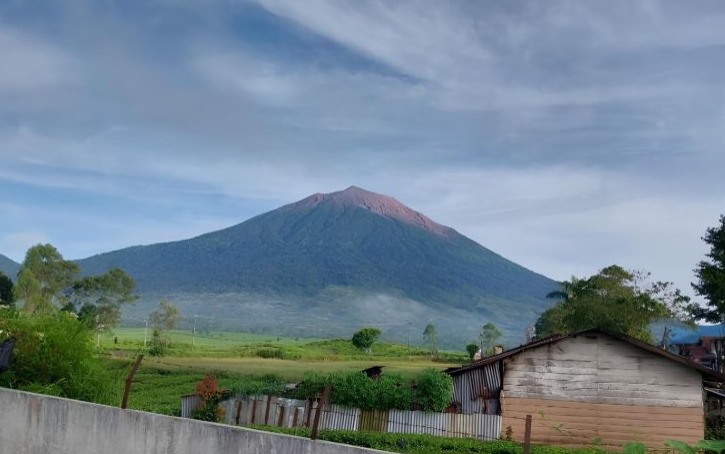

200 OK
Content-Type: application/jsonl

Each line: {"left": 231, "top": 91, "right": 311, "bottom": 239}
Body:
{"left": 351, "top": 327, "right": 381, "bottom": 352}
{"left": 0, "top": 271, "right": 14, "bottom": 307}
{"left": 479, "top": 322, "right": 502, "bottom": 355}
{"left": 12, "top": 244, "right": 137, "bottom": 330}
{"left": 692, "top": 215, "right": 725, "bottom": 323}
{"left": 422, "top": 322, "right": 438, "bottom": 355}
{"left": 535, "top": 265, "right": 694, "bottom": 343}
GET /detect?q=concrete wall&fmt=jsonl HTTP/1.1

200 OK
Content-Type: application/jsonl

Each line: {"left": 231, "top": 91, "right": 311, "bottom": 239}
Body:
{"left": 0, "top": 388, "right": 390, "bottom": 454}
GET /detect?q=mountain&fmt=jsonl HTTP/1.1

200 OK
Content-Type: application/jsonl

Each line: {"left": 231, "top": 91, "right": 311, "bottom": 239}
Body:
{"left": 0, "top": 254, "right": 19, "bottom": 279}
{"left": 77, "top": 186, "right": 558, "bottom": 344}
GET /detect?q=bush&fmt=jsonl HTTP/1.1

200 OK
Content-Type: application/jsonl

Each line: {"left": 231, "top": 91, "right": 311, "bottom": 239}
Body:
{"left": 289, "top": 369, "right": 451, "bottom": 412}
{"left": 248, "top": 427, "right": 599, "bottom": 454}
{"left": 0, "top": 308, "right": 119, "bottom": 404}
{"left": 412, "top": 369, "right": 453, "bottom": 412}
{"left": 191, "top": 374, "right": 227, "bottom": 422}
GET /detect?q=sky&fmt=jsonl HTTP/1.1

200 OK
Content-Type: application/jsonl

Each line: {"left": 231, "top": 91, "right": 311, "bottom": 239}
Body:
{"left": 1, "top": 0, "right": 724, "bottom": 299}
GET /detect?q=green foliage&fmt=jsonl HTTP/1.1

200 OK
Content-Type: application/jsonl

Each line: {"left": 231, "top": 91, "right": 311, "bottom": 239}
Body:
{"left": 411, "top": 369, "right": 453, "bottom": 411}
{"left": 249, "top": 426, "right": 597, "bottom": 454}
{"left": 230, "top": 374, "right": 288, "bottom": 397}
{"left": 665, "top": 439, "right": 725, "bottom": 454}
{"left": 465, "top": 342, "right": 479, "bottom": 360}
{"left": 15, "top": 244, "right": 79, "bottom": 314}
{"left": 69, "top": 268, "right": 137, "bottom": 331}
{"left": 0, "top": 308, "right": 119, "bottom": 404}
{"left": 0, "top": 271, "right": 14, "bottom": 307}
{"left": 479, "top": 322, "right": 502, "bottom": 355}
{"left": 11, "top": 244, "right": 137, "bottom": 329}
{"left": 290, "top": 368, "right": 451, "bottom": 412}
{"left": 148, "top": 329, "right": 168, "bottom": 356}
{"left": 536, "top": 265, "right": 694, "bottom": 342}
{"left": 352, "top": 327, "right": 381, "bottom": 352}
{"left": 423, "top": 323, "right": 438, "bottom": 356}
{"left": 692, "top": 215, "right": 725, "bottom": 323}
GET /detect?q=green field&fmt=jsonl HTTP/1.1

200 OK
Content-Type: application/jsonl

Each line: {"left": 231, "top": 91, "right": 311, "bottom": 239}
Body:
{"left": 102, "top": 328, "right": 466, "bottom": 415}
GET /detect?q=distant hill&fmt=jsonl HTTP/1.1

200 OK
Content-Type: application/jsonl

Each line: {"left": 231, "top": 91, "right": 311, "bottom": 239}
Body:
{"left": 77, "top": 186, "right": 558, "bottom": 344}
{"left": 0, "top": 254, "right": 19, "bottom": 279}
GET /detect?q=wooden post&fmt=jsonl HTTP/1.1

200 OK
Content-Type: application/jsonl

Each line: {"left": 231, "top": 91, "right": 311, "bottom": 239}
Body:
{"left": 251, "top": 399, "right": 258, "bottom": 424}
{"left": 310, "top": 384, "right": 332, "bottom": 441}
{"left": 121, "top": 354, "right": 144, "bottom": 409}
{"left": 277, "top": 405, "right": 286, "bottom": 427}
{"left": 293, "top": 407, "right": 299, "bottom": 428}
{"left": 523, "top": 414, "right": 532, "bottom": 454}
{"left": 264, "top": 396, "right": 273, "bottom": 425}
{"left": 235, "top": 400, "right": 243, "bottom": 425}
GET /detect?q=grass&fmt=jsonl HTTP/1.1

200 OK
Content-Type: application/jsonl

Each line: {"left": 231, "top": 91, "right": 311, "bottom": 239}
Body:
{"left": 100, "top": 328, "right": 465, "bottom": 416}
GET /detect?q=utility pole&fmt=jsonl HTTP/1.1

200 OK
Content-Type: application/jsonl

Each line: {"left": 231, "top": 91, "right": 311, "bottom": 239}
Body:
{"left": 143, "top": 319, "right": 148, "bottom": 347}
{"left": 192, "top": 315, "right": 197, "bottom": 349}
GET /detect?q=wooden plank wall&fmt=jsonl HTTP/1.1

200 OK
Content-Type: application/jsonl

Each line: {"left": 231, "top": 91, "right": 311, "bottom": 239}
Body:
{"left": 501, "top": 333, "right": 704, "bottom": 447}
{"left": 502, "top": 398, "right": 703, "bottom": 448}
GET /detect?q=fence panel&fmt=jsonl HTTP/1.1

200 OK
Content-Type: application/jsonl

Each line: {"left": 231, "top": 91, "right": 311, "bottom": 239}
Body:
{"left": 183, "top": 394, "right": 501, "bottom": 439}
{"left": 387, "top": 409, "right": 501, "bottom": 440}
{"left": 321, "top": 404, "right": 360, "bottom": 431}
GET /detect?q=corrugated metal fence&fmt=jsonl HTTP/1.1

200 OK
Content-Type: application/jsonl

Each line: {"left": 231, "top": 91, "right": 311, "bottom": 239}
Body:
{"left": 181, "top": 394, "right": 501, "bottom": 440}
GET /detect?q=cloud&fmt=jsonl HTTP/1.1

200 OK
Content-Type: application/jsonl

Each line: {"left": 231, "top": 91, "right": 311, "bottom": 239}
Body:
{"left": 0, "top": 0, "right": 723, "bottom": 306}
{"left": 0, "top": 26, "right": 78, "bottom": 93}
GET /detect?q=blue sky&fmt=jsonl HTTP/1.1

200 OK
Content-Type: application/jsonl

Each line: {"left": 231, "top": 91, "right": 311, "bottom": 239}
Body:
{"left": 1, "top": 0, "right": 724, "bottom": 297}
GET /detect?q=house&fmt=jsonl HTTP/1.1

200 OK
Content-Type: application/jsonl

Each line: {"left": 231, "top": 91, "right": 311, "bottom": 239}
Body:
{"left": 668, "top": 324, "right": 725, "bottom": 371}
{"left": 446, "top": 329, "right": 725, "bottom": 448}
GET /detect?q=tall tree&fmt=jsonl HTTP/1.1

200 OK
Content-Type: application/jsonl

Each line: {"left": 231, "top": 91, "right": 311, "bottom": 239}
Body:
{"left": 536, "top": 265, "right": 695, "bottom": 342}
{"left": 479, "top": 322, "right": 502, "bottom": 356}
{"left": 423, "top": 322, "right": 438, "bottom": 356}
{"left": 0, "top": 271, "right": 14, "bottom": 307}
{"left": 692, "top": 215, "right": 725, "bottom": 323}
{"left": 70, "top": 268, "right": 137, "bottom": 330}
{"left": 149, "top": 300, "right": 181, "bottom": 332}
{"left": 15, "top": 244, "right": 79, "bottom": 314}
{"left": 12, "top": 244, "right": 137, "bottom": 323}
{"left": 351, "top": 327, "right": 381, "bottom": 353}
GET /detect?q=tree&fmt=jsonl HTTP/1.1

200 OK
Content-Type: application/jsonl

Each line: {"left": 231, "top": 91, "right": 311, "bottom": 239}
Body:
{"left": 422, "top": 322, "right": 438, "bottom": 356}
{"left": 0, "top": 271, "right": 15, "bottom": 307}
{"left": 69, "top": 268, "right": 137, "bottom": 331}
{"left": 14, "top": 268, "right": 44, "bottom": 314}
{"left": 11, "top": 244, "right": 138, "bottom": 324}
{"left": 692, "top": 215, "right": 725, "bottom": 323}
{"left": 17, "top": 244, "right": 79, "bottom": 312}
{"left": 479, "top": 322, "right": 502, "bottom": 356}
{"left": 149, "top": 300, "right": 181, "bottom": 332}
{"left": 536, "top": 265, "right": 695, "bottom": 343}
{"left": 351, "top": 327, "right": 381, "bottom": 353}
{"left": 465, "top": 343, "right": 479, "bottom": 361}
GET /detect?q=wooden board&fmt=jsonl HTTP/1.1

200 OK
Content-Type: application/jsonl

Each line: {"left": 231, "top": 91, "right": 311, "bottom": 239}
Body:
{"left": 502, "top": 397, "right": 704, "bottom": 448}
{"left": 502, "top": 333, "right": 704, "bottom": 407}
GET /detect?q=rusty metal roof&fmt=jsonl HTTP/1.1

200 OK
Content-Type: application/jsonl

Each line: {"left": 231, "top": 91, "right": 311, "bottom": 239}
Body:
{"left": 447, "top": 328, "right": 725, "bottom": 383}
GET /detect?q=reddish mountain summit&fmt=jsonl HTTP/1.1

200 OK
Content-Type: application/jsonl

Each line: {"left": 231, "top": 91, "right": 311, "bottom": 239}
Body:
{"left": 287, "top": 186, "right": 452, "bottom": 237}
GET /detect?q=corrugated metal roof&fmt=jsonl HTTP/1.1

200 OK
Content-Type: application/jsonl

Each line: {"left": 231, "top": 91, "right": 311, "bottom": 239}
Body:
{"left": 447, "top": 328, "right": 725, "bottom": 383}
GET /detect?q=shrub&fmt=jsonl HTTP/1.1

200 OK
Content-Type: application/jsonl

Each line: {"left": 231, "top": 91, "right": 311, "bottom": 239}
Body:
{"left": 289, "top": 369, "right": 450, "bottom": 412}
{"left": 191, "top": 374, "right": 227, "bottom": 422}
{"left": 412, "top": 369, "right": 453, "bottom": 412}
{"left": 0, "top": 308, "right": 119, "bottom": 404}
